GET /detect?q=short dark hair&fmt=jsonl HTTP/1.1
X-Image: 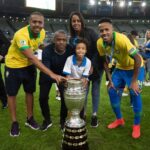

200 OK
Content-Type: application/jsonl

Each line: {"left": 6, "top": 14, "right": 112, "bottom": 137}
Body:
{"left": 98, "top": 18, "right": 112, "bottom": 25}
{"left": 53, "top": 30, "right": 67, "bottom": 41}
{"left": 75, "top": 38, "right": 88, "bottom": 50}
{"left": 131, "top": 30, "right": 138, "bottom": 36}
{"left": 29, "top": 11, "right": 44, "bottom": 20}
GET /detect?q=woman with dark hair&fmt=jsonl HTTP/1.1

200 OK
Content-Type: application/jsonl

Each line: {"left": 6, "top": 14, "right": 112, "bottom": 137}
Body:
{"left": 69, "top": 11, "right": 104, "bottom": 127}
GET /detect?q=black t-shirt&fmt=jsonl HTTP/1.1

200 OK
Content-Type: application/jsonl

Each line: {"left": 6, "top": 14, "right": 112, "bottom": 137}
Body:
{"left": 39, "top": 43, "right": 73, "bottom": 84}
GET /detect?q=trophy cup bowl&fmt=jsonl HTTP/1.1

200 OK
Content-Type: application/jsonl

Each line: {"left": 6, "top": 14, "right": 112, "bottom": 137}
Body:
{"left": 64, "top": 79, "right": 86, "bottom": 128}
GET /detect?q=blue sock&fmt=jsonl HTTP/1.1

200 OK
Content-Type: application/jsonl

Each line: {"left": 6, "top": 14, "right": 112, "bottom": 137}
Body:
{"left": 130, "top": 90, "right": 142, "bottom": 125}
{"left": 108, "top": 87, "right": 123, "bottom": 119}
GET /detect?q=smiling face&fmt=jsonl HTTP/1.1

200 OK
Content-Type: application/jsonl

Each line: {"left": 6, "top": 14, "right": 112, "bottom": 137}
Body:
{"left": 75, "top": 42, "right": 87, "bottom": 60}
{"left": 98, "top": 22, "right": 113, "bottom": 44}
{"left": 29, "top": 14, "right": 44, "bottom": 37}
{"left": 71, "top": 15, "right": 82, "bottom": 34}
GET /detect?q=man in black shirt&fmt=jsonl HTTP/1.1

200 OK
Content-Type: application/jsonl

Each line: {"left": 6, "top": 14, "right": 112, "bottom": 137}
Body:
{"left": 39, "top": 30, "right": 73, "bottom": 131}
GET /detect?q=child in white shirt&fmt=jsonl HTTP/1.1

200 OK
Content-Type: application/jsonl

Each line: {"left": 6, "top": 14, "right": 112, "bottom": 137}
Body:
{"left": 63, "top": 38, "right": 91, "bottom": 87}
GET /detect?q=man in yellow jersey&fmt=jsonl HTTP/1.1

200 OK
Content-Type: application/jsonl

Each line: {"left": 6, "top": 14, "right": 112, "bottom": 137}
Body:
{"left": 97, "top": 18, "right": 144, "bottom": 139}
{"left": 5, "top": 12, "right": 65, "bottom": 137}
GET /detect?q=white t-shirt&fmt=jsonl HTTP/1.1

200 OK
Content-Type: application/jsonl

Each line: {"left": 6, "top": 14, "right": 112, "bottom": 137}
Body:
{"left": 63, "top": 54, "right": 91, "bottom": 78}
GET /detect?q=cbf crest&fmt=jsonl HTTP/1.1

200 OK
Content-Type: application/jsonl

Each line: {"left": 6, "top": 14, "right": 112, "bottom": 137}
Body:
{"left": 20, "top": 40, "right": 27, "bottom": 46}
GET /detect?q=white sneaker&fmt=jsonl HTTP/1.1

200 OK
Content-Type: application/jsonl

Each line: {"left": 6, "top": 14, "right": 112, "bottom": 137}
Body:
{"left": 56, "top": 96, "right": 61, "bottom": 101}
{"left": 105, "top": 81, "right": 109, "bottom": 85}
{"left": 143, "top": 81, "right": 150, "bottom": 86}
{"left": 122, "top": 92, "right": 128, "bottom": 97}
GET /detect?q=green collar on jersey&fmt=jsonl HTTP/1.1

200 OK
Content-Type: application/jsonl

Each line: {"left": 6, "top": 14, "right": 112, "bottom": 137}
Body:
{"left": 28, "top": 25, "right": 40, "bottom": 39}
{"left": 102, "top": 32, "right": 116, "bottom": 49}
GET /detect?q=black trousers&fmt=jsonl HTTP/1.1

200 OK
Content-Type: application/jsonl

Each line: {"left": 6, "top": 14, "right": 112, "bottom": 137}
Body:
{"left": 0, "top": 71, "right": 7, "bottom": 105}
{"left": 39, "top": 82, "right": 67, "bottom": 125}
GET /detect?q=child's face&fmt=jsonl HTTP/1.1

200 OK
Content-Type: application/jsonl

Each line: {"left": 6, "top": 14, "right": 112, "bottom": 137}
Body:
{"left": 75, "top": 43, "right": 86, "bottom": 59}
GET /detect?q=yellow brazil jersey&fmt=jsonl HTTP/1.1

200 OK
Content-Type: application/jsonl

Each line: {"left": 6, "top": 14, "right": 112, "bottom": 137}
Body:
{"left": 97, "top": 32, "right": 143, "bottom": 70}
{"left": 5, "top": 25, "right": 45, "bottom": 68}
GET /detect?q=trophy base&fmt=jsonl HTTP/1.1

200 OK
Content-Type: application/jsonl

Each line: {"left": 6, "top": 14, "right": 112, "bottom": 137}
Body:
{"left": 62, "top": 143, "right": 89, "bottom": 150}
{"left": 62, "top": 125, "right": 89, "bottom": 150}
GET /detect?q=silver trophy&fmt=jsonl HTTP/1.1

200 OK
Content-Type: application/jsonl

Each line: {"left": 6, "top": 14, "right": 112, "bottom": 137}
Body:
{"left": 64, "top": 79, "right": 86, "bottom": 128}
{"left": 62, "top": 79, "right": 88, "bottom": 150}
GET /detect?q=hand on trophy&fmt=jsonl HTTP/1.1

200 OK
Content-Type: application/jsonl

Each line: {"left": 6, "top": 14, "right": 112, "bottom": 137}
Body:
{"left": 63, "top": 76, "right": 72, "bottom": 88}
{"left": 81, "top": 78, "right": 88, "bottom": 88}
{"left": 51, "top": 73, "right": 67, "bottom": 85}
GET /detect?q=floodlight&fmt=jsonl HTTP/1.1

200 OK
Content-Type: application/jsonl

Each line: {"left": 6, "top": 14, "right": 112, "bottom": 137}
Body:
{"left": 141, "top": 2, "right": 146, "bottom": 7}
{"left": 98, "top": 1, "right": 101, "bottom": 5}
{"left": 90, "top": 0, "right": 95, "bottom": 5}
{"left": 119, "top": 1, "right": 125, "bottom": 7}
{"left": 128, "top": 1, "right": 132, "bottom": 6}
{"left": 106, "top": 1, "right": 111, "bottom": 5}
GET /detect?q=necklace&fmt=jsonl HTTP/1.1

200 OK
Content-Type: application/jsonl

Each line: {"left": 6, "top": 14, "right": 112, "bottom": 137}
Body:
{"left": 54, "top": 49, "right": 66, "bottom": 55}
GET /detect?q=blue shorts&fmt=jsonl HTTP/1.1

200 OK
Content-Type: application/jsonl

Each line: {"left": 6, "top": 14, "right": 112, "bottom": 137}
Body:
{"left": 5, "top": 65, "right": 37, "bottom": 96}
{"left": 112, "top": 67, "right": 145, "bottom": 90}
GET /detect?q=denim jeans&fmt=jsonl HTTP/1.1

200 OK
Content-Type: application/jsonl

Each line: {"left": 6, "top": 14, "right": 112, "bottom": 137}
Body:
{"left": 85, "top": 69, "right": 104, "bottom": 114}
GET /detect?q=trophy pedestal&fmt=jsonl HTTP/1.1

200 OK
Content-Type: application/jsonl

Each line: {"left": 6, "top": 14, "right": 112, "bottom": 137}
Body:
{"left": 62, "top": 125, "right": 89, "bottom": 150}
